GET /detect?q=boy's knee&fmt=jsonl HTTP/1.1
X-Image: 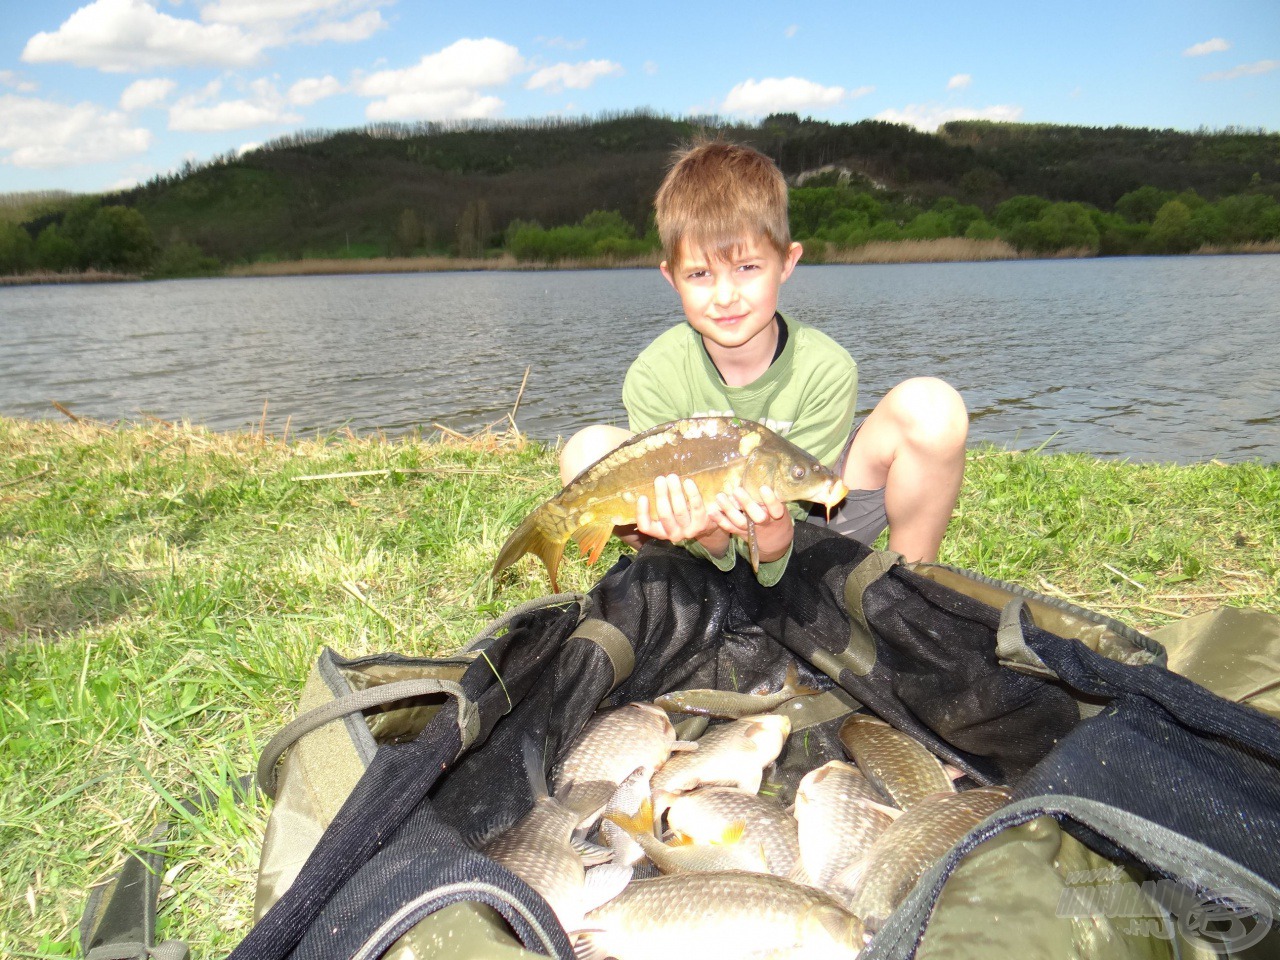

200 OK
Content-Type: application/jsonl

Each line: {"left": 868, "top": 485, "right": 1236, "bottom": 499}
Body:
{"left": 888, "top": 377, "right": 968, "bottom": 451}
{"left": 560, "top": 425, "right": 632, "bottom": 484}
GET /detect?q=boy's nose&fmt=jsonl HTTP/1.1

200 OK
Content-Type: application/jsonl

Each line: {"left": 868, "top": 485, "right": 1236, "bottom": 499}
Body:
{"left": 713, "top": 275, "right": 739, "bottom": 305}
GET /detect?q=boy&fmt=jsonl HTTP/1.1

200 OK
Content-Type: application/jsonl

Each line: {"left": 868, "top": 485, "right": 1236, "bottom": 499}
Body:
{"left": 560, "top": 140, "right": 968, "bottom": 584}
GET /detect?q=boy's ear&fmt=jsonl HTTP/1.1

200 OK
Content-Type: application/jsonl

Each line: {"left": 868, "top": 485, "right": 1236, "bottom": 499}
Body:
{"left": 659, "top": 260, "right": 677, "bottom": 289}
{"left": 781, "top": 242, "right": 803, "bottom": 281}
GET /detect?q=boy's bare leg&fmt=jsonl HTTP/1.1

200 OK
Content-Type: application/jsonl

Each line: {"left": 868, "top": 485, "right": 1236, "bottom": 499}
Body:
{"left": 559, "top": 425, "right": 633, "bottom": 484}
{"left": 843, "top": 377, "right": 968, "bottom": 563}
{"left": 559, "top": 425, "right": 647, "bottom": 549}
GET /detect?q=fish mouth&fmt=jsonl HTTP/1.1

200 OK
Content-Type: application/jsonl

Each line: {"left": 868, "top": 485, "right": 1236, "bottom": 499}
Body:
{"left": 816, "top": 479, "right": 849, "bottom": 507}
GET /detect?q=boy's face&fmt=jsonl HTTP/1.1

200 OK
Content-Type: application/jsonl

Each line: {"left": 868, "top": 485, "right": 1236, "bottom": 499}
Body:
{"left": 660, "top": 234, "right": 803, "bottom": 354}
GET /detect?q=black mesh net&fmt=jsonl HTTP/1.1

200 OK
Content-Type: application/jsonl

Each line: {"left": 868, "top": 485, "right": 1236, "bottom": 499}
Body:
{"left": 233, "top": 523, "right": 1280, "bottom": 960}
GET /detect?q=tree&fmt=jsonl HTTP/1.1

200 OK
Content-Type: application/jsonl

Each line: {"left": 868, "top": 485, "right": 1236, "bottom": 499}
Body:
{"left": 455, "top": 199, "right": 491, "bottom": 258}
{"left": 1147, "top": 200, "right": 1195, "bottom": 254}
{"left": 993, "top": 195, "right": 1049, "bottom": 230}
{"left": 82, "top": 206, "right": 156, "bottom": 271}
{"left": 394, "top": 208, "right": 421, "bottom": 256}
{"left": 34, "top": 224, "right": 79, "bottom": 272}
{"left": 1115, "top": 186, "right": 1173, "bottom": 224}
{"left": 0, "top": 221, "right": 34, "bottom": 274}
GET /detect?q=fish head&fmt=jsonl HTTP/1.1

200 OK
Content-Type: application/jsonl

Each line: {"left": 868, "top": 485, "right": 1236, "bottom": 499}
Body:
{"left": 630, "top": 701, "right": 677, "bottom": 739}
{"left": 740, "top": 713, "right": 792, "bottom": 755}
{"left": 741, "top": 433, "right": 848, "bottom": 509}
{"left": 796, "top": 759, "right": 854, "bottom": 800}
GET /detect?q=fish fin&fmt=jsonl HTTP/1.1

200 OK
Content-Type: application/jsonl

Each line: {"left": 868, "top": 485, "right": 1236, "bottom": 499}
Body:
{"left": 856, "top": 797, "right": 904, "bottom": 820}
{"left": 746, "top": 516, "right": 760, "bottom": 571}
{"left": 572, "top": 932, "right": 610, "bottom": 960}
{"left": 669, "top": 739, "right": 700, "bottom": 753}
{"left": 781, "top": 662, "right": 822, "bottom": 699}
{"left": 715, "top": 821, "right": 746, "bottom": 846}
{"left": 561, "top": 779, "right": 618, "bottom": 825}
{"left": 492, "top": 507, "right": 566, "bottom": 592}
{"left": 570, "top": 836, "right": 615, "bottom": 866}
{"left": 581, "top": 863, "right": 633, "bottom": 914}
{"left": 521, "top": 735, "right": 550, "bottom": 802}
{"left": 569, "top": 519, "right": 615, "bottom": 566}
{"left": 603, "top": 796, "right": 655, "bottom": 838}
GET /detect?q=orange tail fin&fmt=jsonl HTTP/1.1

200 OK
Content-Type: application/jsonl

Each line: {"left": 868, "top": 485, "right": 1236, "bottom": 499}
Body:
{"left": 491, "top": 508, "right": 566, "bottom": 592}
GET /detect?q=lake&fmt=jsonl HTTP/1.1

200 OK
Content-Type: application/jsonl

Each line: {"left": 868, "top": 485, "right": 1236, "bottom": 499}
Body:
{"left": 2, "top": 256, "right": 1277, "bottom": 464}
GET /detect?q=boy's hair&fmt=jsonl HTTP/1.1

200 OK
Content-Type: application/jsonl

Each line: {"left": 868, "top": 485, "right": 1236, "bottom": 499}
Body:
{"left": 654, "top": 139, "right": 791, "bottom": 266}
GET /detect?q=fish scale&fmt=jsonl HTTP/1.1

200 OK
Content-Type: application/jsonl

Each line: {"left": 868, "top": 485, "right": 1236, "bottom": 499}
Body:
{"left": 838, "top": 713, "right": 956, "bottom": 809}
{"left": 843, "top": 786, "right": 1013, "bottom": 929}
{"left": 491, "top": 417, "right": 848, "bottom": 591}
{"left": 576, "top": 870, "right": 866, "bottom": 960}
{"left": 794, "top": 760, "right": 895, "bottom": 891}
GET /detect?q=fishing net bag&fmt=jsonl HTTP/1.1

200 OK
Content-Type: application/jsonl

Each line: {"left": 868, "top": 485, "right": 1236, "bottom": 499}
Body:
{"left": 85, "top": 524, "right": 1280, "bottom": 960}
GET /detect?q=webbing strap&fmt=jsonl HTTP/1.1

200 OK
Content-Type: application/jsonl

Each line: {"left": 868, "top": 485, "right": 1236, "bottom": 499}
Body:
{"left": 256, "top": 678, "right": 478, "bottom": 799}
{"left": 566, "top": 618, "right": 635, "bottom": 691}
{"left": 837, "top": 549, "right": 903, "bottom": 678}
{"left": 774, "top": 687, "right": 863, "bottom": 732}
{"left": 995, "top": 599, "right": 1058, "bottom": 679}
{"left": 88, "top": 942, "right": 189, "bottom": 960}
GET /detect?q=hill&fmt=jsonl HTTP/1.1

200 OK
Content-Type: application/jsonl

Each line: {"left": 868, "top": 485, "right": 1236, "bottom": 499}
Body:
{"left": 3, "top": 112, "right": 1279, "bottom": 272}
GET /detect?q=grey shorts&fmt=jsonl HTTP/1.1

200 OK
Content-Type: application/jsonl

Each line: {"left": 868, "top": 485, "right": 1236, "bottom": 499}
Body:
{"left": 805, "top": 421, "right": 889, "bottom": 546}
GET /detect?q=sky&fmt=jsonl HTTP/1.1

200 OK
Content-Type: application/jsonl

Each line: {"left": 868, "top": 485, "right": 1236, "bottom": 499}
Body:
{"left": 1, "top": 0, "right": 1278, "bottom": 195}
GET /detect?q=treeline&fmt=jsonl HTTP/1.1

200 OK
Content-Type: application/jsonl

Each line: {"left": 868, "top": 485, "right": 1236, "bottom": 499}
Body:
{"left": 0, "top": 197, "right": 219, "bottom": 278}
{"left": 500, "top": 182, "right": 1280, "bottom": 264}
{"left": 2, "top": 112, "right": 1278, "bottom": 277}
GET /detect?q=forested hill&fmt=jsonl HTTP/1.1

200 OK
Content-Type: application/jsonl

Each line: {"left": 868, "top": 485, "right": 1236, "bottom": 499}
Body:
{"left": 7, "top": 112, "right": 1280, "bottom": 270}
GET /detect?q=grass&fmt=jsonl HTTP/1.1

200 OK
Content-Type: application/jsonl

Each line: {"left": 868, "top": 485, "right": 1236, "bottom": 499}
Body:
{"left": 2, "top": 416, "right": 1277, "bottom": 957}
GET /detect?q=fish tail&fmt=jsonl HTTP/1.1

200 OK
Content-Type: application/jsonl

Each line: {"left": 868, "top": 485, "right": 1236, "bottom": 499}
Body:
{"left": 603, "top": 796, "right": 656, "bottom": 839}
{"left": 782, "top": 662, "right": 822, "bottom": 699}
{"left": 521, "top": 735, "right": 550, "bottom": 802}
{"left": 492, "top": 507, "right": 567, "bottom": 592}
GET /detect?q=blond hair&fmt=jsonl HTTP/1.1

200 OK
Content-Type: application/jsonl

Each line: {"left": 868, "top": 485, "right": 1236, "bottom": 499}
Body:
{"left": 654, "top": 139, "right": 791, "bottom": 266}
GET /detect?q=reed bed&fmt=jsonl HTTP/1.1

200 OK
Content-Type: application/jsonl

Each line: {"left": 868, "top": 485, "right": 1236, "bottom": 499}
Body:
{"left": 1, "top": 412, "right": 1277, "bottom": 957}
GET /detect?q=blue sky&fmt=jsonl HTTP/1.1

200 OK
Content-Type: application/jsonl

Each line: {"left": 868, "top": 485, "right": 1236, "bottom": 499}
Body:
{"left": 2, "top": 0, "right": 1277, "bottom": 195}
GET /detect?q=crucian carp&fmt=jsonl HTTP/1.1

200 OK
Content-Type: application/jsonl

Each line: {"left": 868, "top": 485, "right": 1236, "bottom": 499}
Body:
{"left": 492, "top": 417, "right": 849, "bottom": 591}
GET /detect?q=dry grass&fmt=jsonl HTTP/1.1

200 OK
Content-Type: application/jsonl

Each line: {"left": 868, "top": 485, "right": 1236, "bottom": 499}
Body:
{"left": 0, "top": 270, "right": 139, "bottom": 286}
{"left": 226, "top": 252, "right": 661, "bottom": 278}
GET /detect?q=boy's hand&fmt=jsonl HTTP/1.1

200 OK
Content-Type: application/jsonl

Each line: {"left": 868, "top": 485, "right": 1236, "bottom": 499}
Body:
{"left": 635, "top": 474, "right": 732, "bottom": 557}
{"left": 711, "top": 485, "right": 794, "bottom": 564}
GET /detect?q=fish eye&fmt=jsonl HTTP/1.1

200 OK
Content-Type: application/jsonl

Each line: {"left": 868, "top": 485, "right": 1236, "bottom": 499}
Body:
{"left": 790, "top": 464, "right": 807, "bottom": 480}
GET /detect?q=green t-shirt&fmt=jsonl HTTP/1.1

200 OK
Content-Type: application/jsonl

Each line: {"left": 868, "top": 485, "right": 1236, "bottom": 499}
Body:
{"left": 621, "top": 314, "right": 858, "bottom": 583}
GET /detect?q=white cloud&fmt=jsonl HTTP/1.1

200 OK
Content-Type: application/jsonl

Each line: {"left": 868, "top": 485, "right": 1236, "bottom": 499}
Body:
{"left": 236, "top": 141, "right": 261, "bottom": 156}
{"left": 296, "top": 10, "right": 385, "bottom": 43}
{"left": 643, "top": 60, "right": 658, "bottom": 76}
{"left": 526, "top": 60, "right": 623, "bottom": 93}
{"left": 120, "top": 77, "right": 177, "bottom": 110}
{"left": 288, "top": 75, "right": 342, "bottom": 105}
{"left": 785, "top": 25, "right": 799, "bottom": 38}
{"left": 21, "top": 0, "right": 263, "bottom": 72}
{"left": 1184, "top": 38, "right": 1230, "bottom": 57}
{"left": 169, "top": 78, "right": 301, "bottom": 131}
{"left": 1201, "top": 59, "right": 1280, "bottom": 81}
{"left": 947, "top": 74, "right": 972, "bottom": 91}
{"left": 355, "top": 37, "right": 524, "bottom": 120}
{"left": 0, "top": 70, "right": 38, "bottom": 93}
{"left": 0, "top": 93, "right": 152, "bottom": 167}
{"left": 721, "top": 77, "right": 871, "bottom": 115}
{"left": 875, "top": 103, "right": 1023, "bottom": 131}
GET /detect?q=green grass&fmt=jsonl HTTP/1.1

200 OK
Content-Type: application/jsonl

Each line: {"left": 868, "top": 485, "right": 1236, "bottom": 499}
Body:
{"left": 2, "top": 416, "right": 1277, "bottom": 957}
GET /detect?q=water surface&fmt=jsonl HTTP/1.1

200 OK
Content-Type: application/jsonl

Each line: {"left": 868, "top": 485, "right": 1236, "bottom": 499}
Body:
{"left": 2, "top": 256, "right": 1277, "bottom": 463}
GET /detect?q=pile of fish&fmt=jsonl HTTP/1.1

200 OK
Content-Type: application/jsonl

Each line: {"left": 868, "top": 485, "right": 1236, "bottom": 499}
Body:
{"left": 477, "top": 668, "right": 1012, "bottom": 960}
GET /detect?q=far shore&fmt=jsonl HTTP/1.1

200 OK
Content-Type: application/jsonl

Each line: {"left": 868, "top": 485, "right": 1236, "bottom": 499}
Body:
{"left": 3, "top": 239, "right": 1278, "bottom": 286}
